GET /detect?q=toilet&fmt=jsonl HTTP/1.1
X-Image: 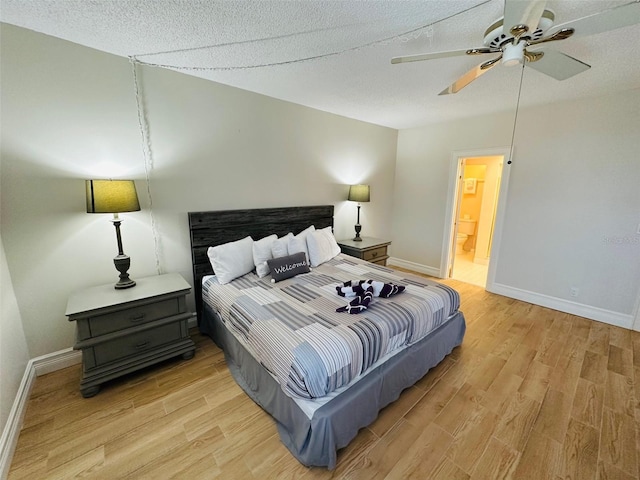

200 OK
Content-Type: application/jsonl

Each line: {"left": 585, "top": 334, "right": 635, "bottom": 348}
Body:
{"left": 455, "top": 219, "right": 476, "bottom": 255}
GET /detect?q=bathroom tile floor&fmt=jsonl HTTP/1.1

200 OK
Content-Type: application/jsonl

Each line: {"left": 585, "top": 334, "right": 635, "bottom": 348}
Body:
{"left": 451, "top": 251, "right": 488, "bottom": 287}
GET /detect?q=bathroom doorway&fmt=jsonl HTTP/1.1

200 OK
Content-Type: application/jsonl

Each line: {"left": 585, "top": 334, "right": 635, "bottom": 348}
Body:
{"left": 443, "top": 150, "right": 509, "bottom": 288}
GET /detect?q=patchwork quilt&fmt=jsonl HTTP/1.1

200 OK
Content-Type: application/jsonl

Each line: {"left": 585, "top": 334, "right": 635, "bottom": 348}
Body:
{"left": 203, "top": 254, "right": 460, "bottom": 399}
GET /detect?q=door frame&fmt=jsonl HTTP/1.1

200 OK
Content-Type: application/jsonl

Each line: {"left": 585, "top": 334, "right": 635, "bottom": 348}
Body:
{"left": 443, "top": 157, "right": 465, "bottom": 279}
{"left": 440, "top": 146, "right": 513, "bottom": 290}
{"left": 633, "top": 287, "right": 640, "bottom": 332}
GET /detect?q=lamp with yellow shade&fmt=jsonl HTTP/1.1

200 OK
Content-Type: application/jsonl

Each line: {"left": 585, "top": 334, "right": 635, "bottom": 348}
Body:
{"left": 347, "top": 184, "right": 370, "bottom": 242}
{"left": 86, "top": 179, "right": 141, "bottom": 289}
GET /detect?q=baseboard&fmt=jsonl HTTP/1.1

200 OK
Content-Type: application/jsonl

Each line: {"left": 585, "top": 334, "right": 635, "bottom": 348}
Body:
{"left": 489, "top": 282, "right": 633, "bottom": 329}
{"left": 387, "top": 257, "right": 441, "bottom": 278}
{"left": 0, "top": 361, "right": 35, "bottom": 479}
{"left": 378, "top": 258, "right": 631, "bottom": 329}
{"left": 33, "top": 348, "right": 82, "bottom": 376}
{"left": 0, "top": 348, "right": 82, "bottom": 477}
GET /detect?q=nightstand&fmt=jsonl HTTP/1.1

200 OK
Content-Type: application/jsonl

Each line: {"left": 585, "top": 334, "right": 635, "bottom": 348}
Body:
{"left": 337, "top": 237, "right": 391, "bottom": 266}
{"left": 66, "top": 273, "right": 195, "bottom": 398}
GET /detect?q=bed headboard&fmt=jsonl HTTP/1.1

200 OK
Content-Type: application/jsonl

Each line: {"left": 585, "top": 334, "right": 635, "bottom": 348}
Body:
{"left": 188, "top": 205, "right": 334, "bottom": 322}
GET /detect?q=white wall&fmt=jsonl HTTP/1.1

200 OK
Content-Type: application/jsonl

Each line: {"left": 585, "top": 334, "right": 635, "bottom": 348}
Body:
{"left": 496, "top": 89, "right": 640, "bottom": 318}
{"left": 0, "top": 236, "right": 30, "bottom": 434}
{"left": 393, "top": 110, "right": 516, "bottom": 268}
{"left": 0, "top": 24, "right": 398, "bottom": 357}
{"left": 393, "top": 87, "right": 640, "bottom": 323}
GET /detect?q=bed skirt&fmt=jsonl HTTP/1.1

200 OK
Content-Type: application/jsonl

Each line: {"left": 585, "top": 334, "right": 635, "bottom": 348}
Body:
{"left": 201, "top": 303, "right": 466, "bottom": 469}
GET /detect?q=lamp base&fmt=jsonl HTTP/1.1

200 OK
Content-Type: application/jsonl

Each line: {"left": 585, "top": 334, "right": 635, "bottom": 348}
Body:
{"left": 353, "top": 224, "right": 363, "bottom": 242}
{"left": 113, "top": 254, "right": 136, "bottom": 289}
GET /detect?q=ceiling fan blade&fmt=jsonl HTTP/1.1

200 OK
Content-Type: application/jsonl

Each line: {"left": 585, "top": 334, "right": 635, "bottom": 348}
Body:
{"left": 503, "top": 0, "right": 547, "bottom": 31}
{"left": 550, "top": 1, "right": 640, "bottom": 38}
{"left": 439, "top": 57, "right": 500, "bottom": 95}
{"left": 391, "top": 48, "right": 497, "bottom": 64}
{"left": 526, "top": 49, "right": 590, "bottom": 80}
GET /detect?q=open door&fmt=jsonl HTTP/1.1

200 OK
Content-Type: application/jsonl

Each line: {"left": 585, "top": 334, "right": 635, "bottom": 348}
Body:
{"left": 446, "top": 158, "right": 465, "bottom": 278}
{"left": 441, "top": 147, "right": 512, "bottom": 290}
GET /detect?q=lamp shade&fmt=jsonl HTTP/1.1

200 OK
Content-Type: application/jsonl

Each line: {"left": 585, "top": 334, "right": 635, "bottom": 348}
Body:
{"left": 86, "top": 180, "right": 140, "bottom": 214}
{"left": 348, "top": 184, "right": 370, "bottom": 203}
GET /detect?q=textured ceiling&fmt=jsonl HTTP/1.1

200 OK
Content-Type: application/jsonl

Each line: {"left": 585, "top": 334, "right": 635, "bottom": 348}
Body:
{"left": 2, "top": 0, "right": 639, "bottom": 129}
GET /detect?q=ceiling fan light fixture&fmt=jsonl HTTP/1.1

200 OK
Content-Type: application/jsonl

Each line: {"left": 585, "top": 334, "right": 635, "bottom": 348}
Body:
{"left": 502, "top": 40, "right": 526, "bottom": 66}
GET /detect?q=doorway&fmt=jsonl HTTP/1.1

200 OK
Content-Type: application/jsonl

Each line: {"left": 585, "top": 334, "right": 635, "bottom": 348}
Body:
{"left": 441, "top": 147, "right": 511, "bottom": 289}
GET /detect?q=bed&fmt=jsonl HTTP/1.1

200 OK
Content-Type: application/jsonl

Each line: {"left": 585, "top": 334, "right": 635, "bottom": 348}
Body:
{"left": 188, "top": 205, "right": 466, "bottom": 469}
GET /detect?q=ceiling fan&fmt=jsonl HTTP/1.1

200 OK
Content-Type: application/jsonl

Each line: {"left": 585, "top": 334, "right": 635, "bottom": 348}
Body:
{"left": 391, "top": 0, "right": 640, "bottom": 95}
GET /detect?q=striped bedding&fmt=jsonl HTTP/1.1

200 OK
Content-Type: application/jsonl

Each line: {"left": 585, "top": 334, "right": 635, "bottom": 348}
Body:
{"left": 202, "top": 254, "right": 460, "bottom": 400}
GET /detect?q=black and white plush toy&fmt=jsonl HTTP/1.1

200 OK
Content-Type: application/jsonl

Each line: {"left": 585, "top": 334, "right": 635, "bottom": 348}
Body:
{"left": 336, "top": 286, "right": 374, "bottom": 314}
{"left": 335, "top": 279, "right": 405, "bottom": 299}
{"left": 335, "top": 280, "right": 406, "bottom": 314}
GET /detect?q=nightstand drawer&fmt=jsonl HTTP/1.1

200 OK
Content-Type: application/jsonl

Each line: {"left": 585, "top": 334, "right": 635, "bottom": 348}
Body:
{"left": 92, "top": 322, "right": 182, "bottom": 365}
{"left": 88, "top": 298, "right": 181, "bottom": 337}
{"left": 338, "top": 237, "right": 391, "bottom": 267}
{"left": 363, "top": 246, "right": 387, "bottom": 262}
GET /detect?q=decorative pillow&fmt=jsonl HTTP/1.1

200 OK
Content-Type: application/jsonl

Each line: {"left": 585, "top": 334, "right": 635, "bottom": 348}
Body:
{"left": 253, "top": 234, "right": 277, "bottom": 278}
{"left": 287, "top": 225, "right": 315, "bottom": 263}
{"left": 307, "top": 226, "right": 341, "bottom": 267}
{"left": 207, "top": 236, "right": 255, "bottom": 285}
{"left": 266, "top": 252, "right": 310, "bottom": 283}
{"left": 271, "top": 233, "right": 293, "bottom": 259}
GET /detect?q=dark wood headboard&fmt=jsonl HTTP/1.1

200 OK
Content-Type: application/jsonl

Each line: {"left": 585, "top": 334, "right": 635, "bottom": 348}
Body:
{"left": 188, "top": 205, "right": 334, "bottom": 323}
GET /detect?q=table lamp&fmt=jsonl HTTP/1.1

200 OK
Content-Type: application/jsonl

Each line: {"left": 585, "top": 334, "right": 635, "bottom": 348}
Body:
{"left": 86, "top": 179, "right": 141, "bottom": 289}
{"left": 347, "top": 184, "right": 370, "bottom": 242}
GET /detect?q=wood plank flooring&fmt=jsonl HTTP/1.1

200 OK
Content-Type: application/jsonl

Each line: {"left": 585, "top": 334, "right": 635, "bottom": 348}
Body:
{"left": 8, "top": 278, "right": 640, "bottom": 479}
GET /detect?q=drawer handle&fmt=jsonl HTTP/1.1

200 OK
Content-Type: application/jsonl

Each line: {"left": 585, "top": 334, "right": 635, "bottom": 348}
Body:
{"left": 135, "top": 340, "right": 150, "bottom": 349}
{"left": 371, "top": 252, "right": 378, "bottom": 257}
{"left": 130, "top": 314, "right": 146, "bottom": 323}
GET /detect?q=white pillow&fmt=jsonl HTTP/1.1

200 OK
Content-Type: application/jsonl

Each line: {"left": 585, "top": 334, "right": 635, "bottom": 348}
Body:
{"left": 271, "top": 233, "right": 293, "bottom": 259}
{"left": 207, "top": 236, "right": 255, "bottom": 285}
{"left": 253, "top": 234, "right": 277, "bottom": 278}
{"left": 287, "top": 225, "right": 315, "bottom": 263}
{"left": 307, "top": 226, "right": 341, "bottom": 267}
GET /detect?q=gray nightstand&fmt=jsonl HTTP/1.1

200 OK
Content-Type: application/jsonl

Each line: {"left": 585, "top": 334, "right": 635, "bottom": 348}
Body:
{"left": 337, "top": 237, "right": 391, "bottom": 266}
{"left": 66, "top": 273, "right": 195, "bottom": 398}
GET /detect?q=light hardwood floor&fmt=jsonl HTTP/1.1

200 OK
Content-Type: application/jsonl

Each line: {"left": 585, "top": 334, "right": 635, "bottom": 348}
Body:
{"left": 8, "top": 278, "right": 640, "bottom": 479}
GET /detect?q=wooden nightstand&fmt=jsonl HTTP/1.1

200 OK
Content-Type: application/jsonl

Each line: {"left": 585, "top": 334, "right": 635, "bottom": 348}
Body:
{"left": 337, "top": 237, "right": 391, "bottom": 266}
{"left": 66, "top": 273, "right": 195, "bottom": 398}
